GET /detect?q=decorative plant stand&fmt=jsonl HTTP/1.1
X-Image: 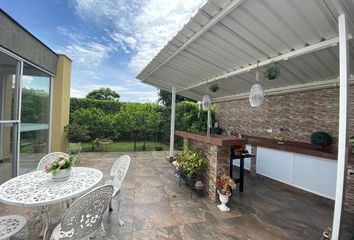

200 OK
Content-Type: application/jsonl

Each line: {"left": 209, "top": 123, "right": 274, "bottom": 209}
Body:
{"left": 176, "top": 169, "right": 204, "bottom": 198}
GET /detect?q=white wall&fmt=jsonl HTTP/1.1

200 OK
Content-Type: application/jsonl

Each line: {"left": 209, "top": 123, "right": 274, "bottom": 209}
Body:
{"left": 256, "top": 147, "right": 337, "bottom": 199}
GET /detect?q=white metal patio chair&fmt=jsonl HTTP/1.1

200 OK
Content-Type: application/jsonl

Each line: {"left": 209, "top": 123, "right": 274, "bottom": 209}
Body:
{"left": 37, "top": 152, "right": 70, "bottom": 171}
{"left": 50, "top": 184, "right": 113, "bottom": 240}
{"left": 0, "top": 215, "right": 27, "bottom": 240}
{"left": 105, "top": 155, "right": 130, "bottom": 226}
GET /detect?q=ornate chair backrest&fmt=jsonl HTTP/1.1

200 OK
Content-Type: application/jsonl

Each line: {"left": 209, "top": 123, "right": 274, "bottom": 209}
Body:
{"left": 37, "top": 152, "right": 70, "bottom": 171}
{"left": 110, "top": 155, "right": 130, "bottom": 191}
{"left": 60, "top": 185, "right": 113, "bottom": 239}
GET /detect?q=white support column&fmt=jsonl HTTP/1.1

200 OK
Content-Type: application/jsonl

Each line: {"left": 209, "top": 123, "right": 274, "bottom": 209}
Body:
{"left": 169, "top": 86, "right": 176, "bottom": 159}
{"left": 332, "top": 14, "right": 350, "bottom": 240}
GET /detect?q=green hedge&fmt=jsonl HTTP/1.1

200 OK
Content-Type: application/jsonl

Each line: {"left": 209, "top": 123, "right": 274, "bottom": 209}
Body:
{"left": 68, "top": 99, "right": 213, "bottom": 145}
{"left": 70, "top": 97, "right": 120, "bottom": 114}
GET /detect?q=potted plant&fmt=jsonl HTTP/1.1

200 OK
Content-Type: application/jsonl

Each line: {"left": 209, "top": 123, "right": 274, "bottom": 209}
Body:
{"left": 44, "top": 155, "right": 77, "bottom": 182}
{"left": 276, "top": 127, "right": 286, "bottom": 145}
{"left": 311, "top": 132, "right": 333, "bottom": 150}
{"left": 216, "top": 173, "right": 237, "bottom": 211}
{"left": 209, "top": 83, "right": 219, "bottom": 93}
{"left": 173, "top": 149, "right": 207, "bottom": 188}
{"left": 349, "top": 136, "right": 354, "bottom": 153}
{"left": 264, "top": 66, "right": 281, "bottom": 80}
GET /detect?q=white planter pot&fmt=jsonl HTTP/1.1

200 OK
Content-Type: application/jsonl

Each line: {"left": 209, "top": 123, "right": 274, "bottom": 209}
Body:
{"left": 217, "top": 190, "right": 231, "bottom": 212}
{"left": 52, "top": 168, "right": 72, "bottom": 182}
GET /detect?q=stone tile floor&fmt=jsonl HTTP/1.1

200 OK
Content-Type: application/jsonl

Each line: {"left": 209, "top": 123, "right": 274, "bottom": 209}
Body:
{"left": 1, "top": 151, "right": 353, "bottom": 239}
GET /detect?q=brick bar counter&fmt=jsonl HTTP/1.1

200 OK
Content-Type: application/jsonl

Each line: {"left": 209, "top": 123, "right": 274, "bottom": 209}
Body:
{"left": 176, "top": 131, "right": 354, "bottom": 210}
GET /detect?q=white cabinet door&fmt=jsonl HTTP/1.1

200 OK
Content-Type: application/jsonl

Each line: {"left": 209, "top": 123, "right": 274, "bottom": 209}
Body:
{"left": 256, "top": 147, "right": 293, "bottom": 184}
{"left": 292, "top": 154, "right": 337, "bottom": 199}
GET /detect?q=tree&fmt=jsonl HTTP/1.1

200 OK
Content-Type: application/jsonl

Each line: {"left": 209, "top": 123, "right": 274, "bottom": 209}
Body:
{"left": 115, "top": 103, "right": 160, "bottom": 151}
{"left": 86, "top": 88, "right": 120, "bottom": 101}
{"left": 158, "top": 89, "right": 194, "bottom": 106}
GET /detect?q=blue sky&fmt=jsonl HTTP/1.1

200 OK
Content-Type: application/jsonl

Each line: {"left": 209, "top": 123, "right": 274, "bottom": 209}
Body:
{"left": 1, "top": 0, "right": 205, "bottom": 102}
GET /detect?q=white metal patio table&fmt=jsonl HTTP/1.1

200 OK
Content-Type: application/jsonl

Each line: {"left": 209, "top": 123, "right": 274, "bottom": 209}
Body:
{"left": 0, "top": 167, "right": 103, "bottom": 240}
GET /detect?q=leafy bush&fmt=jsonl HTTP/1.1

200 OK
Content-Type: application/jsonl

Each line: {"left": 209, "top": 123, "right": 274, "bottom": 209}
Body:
{"left": 64, "top": 124, "right": 90, "bottom": 143}
{"left": 311, "top": 132, "right": 332, "bottom": 146}
{"left": 70, "top": 108, "right": 117, "bottom": 141}
{"left": 70, "top": 98, "right": 120, "bottom": 114}
{"left": 176, "top": 148, "right": 207, "bottom": 179}
{"left": 68, "top": 98, "right": 214, "bottom": 147}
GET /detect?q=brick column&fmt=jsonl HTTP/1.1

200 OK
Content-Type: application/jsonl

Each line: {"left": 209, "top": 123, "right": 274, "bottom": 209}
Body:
{"left": 205, "top": 145, "right": 230, "bottom": 201}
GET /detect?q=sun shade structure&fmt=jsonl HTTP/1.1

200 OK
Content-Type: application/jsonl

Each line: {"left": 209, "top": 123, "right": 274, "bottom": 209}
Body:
{"left": 137, "top": 0, "right": 354, "bottom": 102}
{"left": 137, "top": 0, "right": 353, "bottom": 239}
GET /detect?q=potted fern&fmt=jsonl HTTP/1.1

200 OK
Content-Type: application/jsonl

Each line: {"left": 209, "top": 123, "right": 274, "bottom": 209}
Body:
{"left": 209, "top": 83, "right": 219, "bottom": 93}
{"left": 264, "top": 66, "right": 281, "bottom": 80}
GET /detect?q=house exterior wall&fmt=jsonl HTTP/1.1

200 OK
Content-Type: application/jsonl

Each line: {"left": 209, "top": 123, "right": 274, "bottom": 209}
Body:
{"left": 0, "top": 10, "right": 58, "bottom": 74}
{"left": 51, "top": 55, "right": 71, "bottom": 153}
{"left": 215, "top": 86, "right": 354, "bottom": 213}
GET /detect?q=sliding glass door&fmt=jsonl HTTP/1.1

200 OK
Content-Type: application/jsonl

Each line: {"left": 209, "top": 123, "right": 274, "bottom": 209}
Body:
{"left": 19, "top": 63, "right": 51, "bottom": 174}
{"left": 0, "top": 51, "right": 21, "bottom": 184}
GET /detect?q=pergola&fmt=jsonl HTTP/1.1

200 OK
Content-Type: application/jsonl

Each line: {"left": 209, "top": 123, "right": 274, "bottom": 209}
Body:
{"left": 137, "top": 0, "right": 354, "bottom": 238}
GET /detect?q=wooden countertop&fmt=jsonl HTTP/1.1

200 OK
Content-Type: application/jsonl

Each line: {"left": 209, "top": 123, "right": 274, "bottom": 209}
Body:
{"left": 176, "top": 131, "right": 354, "bottom": 163}
{"left": 175, "top": 131, "right": 247, "bottom": 147}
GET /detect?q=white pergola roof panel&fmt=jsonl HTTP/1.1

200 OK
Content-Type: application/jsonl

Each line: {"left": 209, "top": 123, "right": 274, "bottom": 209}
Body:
{"left": 137, "top": 0, "right": 354, "bottom": 101}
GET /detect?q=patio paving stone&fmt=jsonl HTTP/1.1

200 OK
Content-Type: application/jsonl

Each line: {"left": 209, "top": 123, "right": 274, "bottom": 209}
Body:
{"left": 1, "top": 151, "right": 353, "bottom": 239}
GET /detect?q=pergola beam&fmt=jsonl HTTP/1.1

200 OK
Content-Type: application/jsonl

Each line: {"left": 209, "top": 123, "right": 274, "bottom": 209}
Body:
{"left": 178, "top": 35, "right": 352, "bottom": 93}
{"left": 141, "top": 0, "right": 245, "bottom": 82}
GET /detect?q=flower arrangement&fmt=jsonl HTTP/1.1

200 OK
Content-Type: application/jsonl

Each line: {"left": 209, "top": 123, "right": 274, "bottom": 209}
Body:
{"left": 216, "top": 173, "right": 236, "bottom": 195}
{"left": 44, "top": 155, "right": 77, "bottom": 174}
{"left": 276, "top": 127, "right": 286, "bottom": 144}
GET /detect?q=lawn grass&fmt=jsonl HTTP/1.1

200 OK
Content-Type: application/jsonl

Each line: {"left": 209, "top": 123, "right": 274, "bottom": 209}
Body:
{"left": 80, "top": 141, "right": 170, "bottom": 152}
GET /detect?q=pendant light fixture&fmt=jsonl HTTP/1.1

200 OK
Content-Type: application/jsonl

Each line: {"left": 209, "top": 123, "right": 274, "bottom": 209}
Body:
{"left": 249, "top": 62, "right": 264, "bottom": 107}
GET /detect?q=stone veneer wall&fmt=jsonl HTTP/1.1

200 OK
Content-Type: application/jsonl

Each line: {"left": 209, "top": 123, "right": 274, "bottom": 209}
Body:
{"left": 215, "top": 86, "right": 354, "bottom": 213}
{"left": 186, "top": 139, "right": 230, "bottom": 201}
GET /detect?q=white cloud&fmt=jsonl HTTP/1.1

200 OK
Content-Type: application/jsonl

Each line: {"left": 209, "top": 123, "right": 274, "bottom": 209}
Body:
{"left": 58, "top": 41, "right": 113, "bottom": 67}
{"left": 65, "top": 0, "right": 205, "bottom": 102}
{"left": 72, "top": 0, "right": 206, "bottom": 72}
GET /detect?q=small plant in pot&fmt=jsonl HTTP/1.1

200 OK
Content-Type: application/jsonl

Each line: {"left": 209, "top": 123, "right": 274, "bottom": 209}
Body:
{"left": 216, "top": 172, "right": 236, "bottom": 212}
{"left": 264, "top": 66, "right": 281, "bottom": 80}
{"left": 311, "top": 132, "right": 333, "bottom": 150}
{"left": 209, "top": 83, "right": 219, "bottom": 93}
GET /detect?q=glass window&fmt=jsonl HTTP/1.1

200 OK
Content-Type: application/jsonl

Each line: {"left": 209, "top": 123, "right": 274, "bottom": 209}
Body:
{"left": 0, "top": 51, "right": 20, "bottom": 184}
{"left": 20, "top": 63, "right": 51, "bottom": 173}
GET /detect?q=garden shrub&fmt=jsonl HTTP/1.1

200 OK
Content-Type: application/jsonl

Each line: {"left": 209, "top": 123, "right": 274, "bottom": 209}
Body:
{"left": 70, "top": 97, "right": 120, "bottom": 114}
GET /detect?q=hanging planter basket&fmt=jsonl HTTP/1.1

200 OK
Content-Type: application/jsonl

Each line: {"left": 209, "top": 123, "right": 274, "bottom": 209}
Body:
{"left": 209, "top": 83, "right": 219, "bottom": 93}
{"left": 264, "top": 66, "right": 281, "bottom": 80}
